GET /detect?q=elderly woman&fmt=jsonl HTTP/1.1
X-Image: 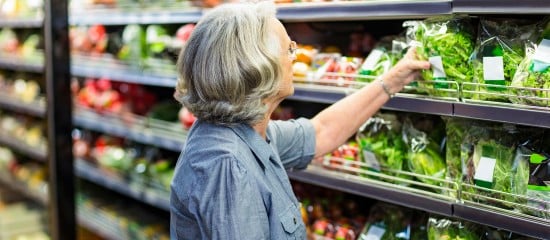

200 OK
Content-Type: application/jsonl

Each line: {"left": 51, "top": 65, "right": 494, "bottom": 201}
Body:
{"left": 170, "top": 1, "right": 429, "bottom": 239}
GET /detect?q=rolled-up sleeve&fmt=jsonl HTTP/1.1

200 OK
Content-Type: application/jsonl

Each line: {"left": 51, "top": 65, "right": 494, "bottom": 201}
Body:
{"left": 268, "top": 118, "right": 316, "bottom": 170}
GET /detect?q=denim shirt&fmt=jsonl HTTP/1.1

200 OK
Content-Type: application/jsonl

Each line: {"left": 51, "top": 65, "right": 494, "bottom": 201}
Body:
{"left": 170, "top": 118, "right": 316, "bottom": 239}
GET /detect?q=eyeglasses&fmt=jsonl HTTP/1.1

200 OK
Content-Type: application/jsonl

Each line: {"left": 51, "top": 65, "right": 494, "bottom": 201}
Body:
{"left": 288, "top": 41, "right": 297, "bottom": 59}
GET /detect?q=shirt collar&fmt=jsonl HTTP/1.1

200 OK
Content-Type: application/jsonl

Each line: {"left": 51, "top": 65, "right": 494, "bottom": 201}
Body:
{"left": 230, "top": 123, "right": 272, "bottom": 169}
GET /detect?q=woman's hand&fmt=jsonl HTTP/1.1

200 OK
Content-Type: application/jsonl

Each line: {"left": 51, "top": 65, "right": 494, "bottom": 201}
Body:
{"left": 381, "top": 47, "right": 431, "bottom": 95}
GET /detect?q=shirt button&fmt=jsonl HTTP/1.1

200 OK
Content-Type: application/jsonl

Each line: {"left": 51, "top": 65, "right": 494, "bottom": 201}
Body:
{"left": 293, "top": 217, "right": 296, "bottom": 224}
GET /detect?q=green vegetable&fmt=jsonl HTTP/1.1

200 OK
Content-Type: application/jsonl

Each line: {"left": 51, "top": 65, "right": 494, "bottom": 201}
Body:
{"left": 402, "top": 119, "right": 446, "bottom": 188}
{"left": 404, "top": 16, "right": 475, "bottom": 98}
{"left": 356, "top": 113, "right": 407, "bottom": 182}
{"left": 358, "top": 203, "right": 412, "bottom": 240}
{"left": 469, "top": 18, "right": 541, "bottom": 102}
{"left": 510, "top": 20, "right": 550, "bottom": 107}
{"left": 427, "top": 218, "right": 480, "bottom": 240}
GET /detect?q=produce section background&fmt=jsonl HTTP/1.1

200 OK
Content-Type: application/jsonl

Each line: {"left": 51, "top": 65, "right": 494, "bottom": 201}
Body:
{"left": 0, "top": 0, "right": 549, "bottom": 240}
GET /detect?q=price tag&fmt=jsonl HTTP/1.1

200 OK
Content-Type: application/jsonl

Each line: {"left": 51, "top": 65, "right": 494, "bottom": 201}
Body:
{"left": 362, "top": 225, "right": 386, "bottom": 240}
{"left": 429, "top": 56, "right": 446, "bottom": 79}
{"left": 363, "top": 150, "right": 380, "bottom": 171}
{"left": 533, "top": 39, "right": 550, "bottom": 63}
{"left": 483, "top": 57, "right": 505, "bottom": 81}
{"left": 474, "top": 156, "right": 497, "bottom": 188}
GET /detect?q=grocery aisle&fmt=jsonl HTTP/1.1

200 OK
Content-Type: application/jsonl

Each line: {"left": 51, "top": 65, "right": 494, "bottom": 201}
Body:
{"left": 0, "top": 0, "right": 549, "bottom": 239}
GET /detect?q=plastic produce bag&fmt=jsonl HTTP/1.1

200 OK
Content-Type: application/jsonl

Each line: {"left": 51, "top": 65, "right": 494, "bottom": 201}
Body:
{"left": 469, "top": 18, "right": 541, "bottom": 102}
{"left": 402, "top": 118, "right": 446, "bottom": 187}
{"left": 358, "top": 203, "right": 413, "bottom": 240}
{"left": 357, "top": 37, "right": 394, "bottom": 82}
{"left": 460, "top": 123, "right": 543, "bottom": 211}
{"left": 403, "top": 16, "right": 475, "bottom": 97}
{"left": 514, "top": 145, "right": 550, "bottom": 219}
{"left": 356, "top": 113, "right": 406, "bottom": 176}
{"left": 427, "top": 217, "right": 479, "bottom": 240}
{"left": 511, "top": 19, "right": 550, "bottom": 107}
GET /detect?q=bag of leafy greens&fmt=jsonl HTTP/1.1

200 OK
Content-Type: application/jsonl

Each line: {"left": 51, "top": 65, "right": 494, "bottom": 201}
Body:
{"left": 443, "top": 117, "right": 475, "bottom": 198}
{"left": 402, "top": 118, "right": 446, "bottom": 188}
{"left": 469, "top": 18, "right": 540, "bottom": 102}
{"left": 427, "top": 217, "right": 480, "bottom": 240}
{"left": 514, "top": 144, "right": 550, "bottom": 219}
{"left": 403, "top": 15, "right": 475, "bottom": 98}
{"left": 358, "top": 203, "right": 413, "bottom": 240}
{"left": 511, "top": 19, "right": 550, "bottom": 107}
{"left": 357, "top": 37, "right": 394, "bottom": 83}
{"left": 356, "top": 113, "right": 408, "bottom": 184}
{"left": 460, "top": 123, "right": 544, "bottom": 210}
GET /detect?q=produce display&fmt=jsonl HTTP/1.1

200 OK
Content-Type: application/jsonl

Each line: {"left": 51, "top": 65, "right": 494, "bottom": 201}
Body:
{"left": 469, "top": 18, "right": 541, "bottom": 102}
{"left": 358, "top": 202, "right": 427, "bottom": 240}
{"left": 511, "top": 20, "right": 550, "bottom": 107}
{"left": 0, "top": 28, "right": 42, "bottom": 61}
{"left": 292, "top": 181, "right": 369, "bottom": 240}
{"left": 0, "top": 112, "right": 47, "bottom": 153}
{"left": 445, "top": 119, "right": 549, "bottom": 218}
{"left": 0, "top": 0, "right": 43, "bottom": 18}
{"left": 356, "top": 113, "right": 406, "bottom": 177}
{"left": 73, "top": 129, "right": 176, "bottom": 194}
{"left": 77, "top": 183, "right": 169, "bottom": 240}
{"left": 0, "top": 71, "right": 44, "bottom": 104}
{"left": 404, "top": 16, "right": 475, "bottom": 97}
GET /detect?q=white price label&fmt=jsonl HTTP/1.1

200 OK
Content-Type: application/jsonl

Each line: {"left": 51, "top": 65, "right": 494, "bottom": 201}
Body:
{"left": 429, "top": 56, "right": 447, "bottom": 79}
{"left": 363, "top": 150, "right": 380, "bottom": 171}
{"left": 362, "top": 225, "right": 386, "bottom": 240}
{"left": 474, "top": 156, "right": 497, "bottom": 184}
{"left": 533, "top": 39, "right": 550, "bottom": 63}
{"left": 361, "top": 49, "right": 384, "bottom": 71}
{"left": 483, "top": 57, "right": 505, "bottom": 80}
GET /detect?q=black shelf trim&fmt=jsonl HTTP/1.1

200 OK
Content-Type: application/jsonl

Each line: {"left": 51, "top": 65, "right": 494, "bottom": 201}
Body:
{"left": 290, "top": 84, "right": 455, "bottom": 116}
{"left": 0, "top": 95, "right": 46, "bottom": 117}
{"left": 277, "top": 0, "right": 452, "bottom": 22}
{"left": 0, "top": 56, "right": 44, "bottom": 73}
{"left": 0, "top": 173, "right": 48, "bottom": 205}
{"left": 452, "top": 0, "right": 550, "bottom": 14}
{"left": 0, "top": 18, "right": 43, "bottom": 28}
{"left": 0, "top": 134, "right": 47, "bottom": 161}
{"left": 71, "top": 64, "right": 177, "bottom": 88}
{"left": 73, "top": 114, "right": 185, "bottom": 152}
{"left": 453, "top": 204, "right": 550, "bottom": 239}
{"left": 453, "top": 102, "right": 550, "bottom": 128}
{"left": 75, "top": 160, "right": 170, "bottom": 212}
{"left": 287, "top": 165, "right": 454, "bottom": 217}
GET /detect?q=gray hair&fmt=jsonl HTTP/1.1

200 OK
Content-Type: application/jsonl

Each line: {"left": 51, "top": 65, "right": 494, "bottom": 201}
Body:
{"left": 174, "top": 1, "right": 282, "bottom": 126}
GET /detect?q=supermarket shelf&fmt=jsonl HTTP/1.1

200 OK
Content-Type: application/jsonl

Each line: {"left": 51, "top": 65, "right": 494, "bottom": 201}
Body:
{"left": 71, "top": 62, "right": 177, "bottom": 88}
{"left": 454, "top": 204, "right": 550, "bottom": 239}
{"left": 0, "top": 17, "right": 43, "bottom": 28}
{"left": 77, "top": 214, "right": 122, "bottom": 240}
{"left": 75, "top": 160, "right": 170, "bottom": 212}
{"left": 0, "top": 55, "right": 44, "bottom": 73}
{"left": 73, "top": 109, "right": 185, "bottom": 152}
{"left": 277, "top": 0, "right": 451, "bottom": 22}
{"left": 68, "top": 0, "right": 451, "bottom": 25}
{"left": 0, "top": 95, "right": 46, "bottom": 117}
{"left": 452, "top": 0, "right": 550, "bottom": 14}
{"left": 287, "top": 165, "right": 454, "bottom": 217}
{"left": 453, "top": 102, "right": 550, "bottom": 128}
{"left": 0, "top": 134, "right": 47, "bottom": 161}
{"left": 70, "top": 8, "right": 202, "bottom": 25}
{"left": 0, "top": 173, "right": 48, "bottom": 205}
{"left": 290, "top": 83, "right": 455, "bottom": 116}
